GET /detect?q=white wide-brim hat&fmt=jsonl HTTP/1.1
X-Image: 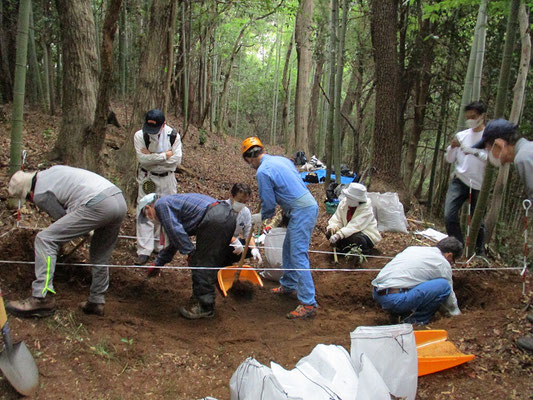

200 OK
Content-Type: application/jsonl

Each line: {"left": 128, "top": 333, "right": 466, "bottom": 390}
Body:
{"left": 342, "top": 182, "right": 368, "bottom": 202}
{"left": 8, "top": 171, "right": 37, "bottom": 200}
{"left": 137, "top": 193, "right": 158, "bottom": 218}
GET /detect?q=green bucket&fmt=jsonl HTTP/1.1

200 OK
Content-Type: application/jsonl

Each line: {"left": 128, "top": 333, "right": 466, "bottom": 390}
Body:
{"left": 325, "top": 201, "right": 339, "bottom": 215}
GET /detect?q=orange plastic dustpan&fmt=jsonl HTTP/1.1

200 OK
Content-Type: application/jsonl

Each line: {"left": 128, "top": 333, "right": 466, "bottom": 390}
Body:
{"left": 415, "top": 330, "right": 475, "bottom": 376}
{"left": 217, "top": 226, "right": 264, "bottom": 297}
{"left": 217, "top": 265, "right": 264, "bottom": 296}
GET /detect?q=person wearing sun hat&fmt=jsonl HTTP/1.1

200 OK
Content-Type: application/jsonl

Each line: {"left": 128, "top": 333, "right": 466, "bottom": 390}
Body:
{"left": 326, "top": 182, "right": 381, "bottom": 256}
{"left": 134, "top": 109, "right": 182, "bottom": 266}
{"left": 6, "top": 165, "right": 127, "bottom": 317}
{"left": 473, "top": 118, "right": 533, "bottom": 353}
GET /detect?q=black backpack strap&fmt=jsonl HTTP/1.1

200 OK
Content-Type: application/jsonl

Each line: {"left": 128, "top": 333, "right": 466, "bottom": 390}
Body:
{"left": 144, "top": 129, "right": 178, "bottom": 150}
{"left": 143, "top": 131, "right": 150, "bottom": 149}
{"left": 169, "top": 129, "right": 177, "bottom": 146}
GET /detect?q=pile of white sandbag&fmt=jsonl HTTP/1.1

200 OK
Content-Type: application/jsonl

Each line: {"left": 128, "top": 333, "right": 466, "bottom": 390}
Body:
{"left": 230, "top": 324, "right": 417, "bottom": 400}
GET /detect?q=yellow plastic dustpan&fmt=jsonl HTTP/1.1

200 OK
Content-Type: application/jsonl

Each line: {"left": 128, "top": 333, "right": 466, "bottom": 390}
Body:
{"left": 218, "top": 265, "right": 264, "bottom": 296}
{"left": 415, "top": 330, "right": 475, "bottom": 376}
{"left": 217, "top": 226, "right": 264, "bottom": 297}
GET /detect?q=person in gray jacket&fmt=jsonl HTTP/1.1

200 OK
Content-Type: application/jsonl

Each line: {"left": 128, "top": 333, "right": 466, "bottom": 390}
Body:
{"left": 473, "top": 118, "right": 533, "bottom": 353}
{"left": 6, "top": 166, "right": 127, "bottom": 317}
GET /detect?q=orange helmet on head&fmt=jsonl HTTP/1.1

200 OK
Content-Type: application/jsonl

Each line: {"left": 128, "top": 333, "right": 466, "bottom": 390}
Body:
{"left": 241, "top": 137, "right": 264, "bottom": 156}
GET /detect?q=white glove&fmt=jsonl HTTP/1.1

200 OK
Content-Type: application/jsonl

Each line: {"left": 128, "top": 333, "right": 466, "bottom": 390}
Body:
{"left": 251, "top": 213, "right": 263, "bottom": 226}
{"left": 231, "top": 239, "right": 244, "bottom": 255}
{"left": 329, "top": 233, "right": 341, "bottom": 245}
{"left": 251, "top": 248, "right": 263, "bottom": 264}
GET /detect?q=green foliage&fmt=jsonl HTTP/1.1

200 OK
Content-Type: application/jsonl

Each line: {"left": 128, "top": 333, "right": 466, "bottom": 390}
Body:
{"left": 121, "top": 337, "right": 133, "bottom": 346}
{"left": 199, "top": 128, "right": 207, "bottom": 145}
{"left": 345, "top": 244, "right": 367, "bottom": 265}
{"left": 41, "top": 128, "right": 53, "bottom": 140}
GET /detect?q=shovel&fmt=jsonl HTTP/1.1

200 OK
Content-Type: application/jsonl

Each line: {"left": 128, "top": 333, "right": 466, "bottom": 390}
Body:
{"left": 0, "top": 290, "right": 39, "bottom": 396}
{"left": 218, "top": 225, "right": 263, "bottom": 297}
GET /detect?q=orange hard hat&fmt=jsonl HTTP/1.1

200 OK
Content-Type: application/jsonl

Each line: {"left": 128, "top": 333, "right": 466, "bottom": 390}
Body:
{"left": 241, "top": 137, "right": 264, "bottom": 155}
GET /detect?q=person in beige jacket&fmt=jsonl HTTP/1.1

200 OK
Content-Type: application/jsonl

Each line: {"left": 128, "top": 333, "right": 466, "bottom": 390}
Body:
{"left": 326, "top": 183, "right": 381, "bottom": 255}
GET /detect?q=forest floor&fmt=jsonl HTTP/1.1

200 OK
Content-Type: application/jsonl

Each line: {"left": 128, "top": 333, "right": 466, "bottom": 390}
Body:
{"left": 0, "top": 104, "right": 532, "bottom": 399}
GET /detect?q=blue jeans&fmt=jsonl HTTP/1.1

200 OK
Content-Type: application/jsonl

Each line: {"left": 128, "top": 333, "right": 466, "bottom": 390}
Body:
{"left": 280, "top": 205, "right": 319, "bottom": 306}
{"left": 444, "top": 177, "right": 484, "bottom": 252}
{"left": 373, "top": 278, "right": 451, "bottom": 325}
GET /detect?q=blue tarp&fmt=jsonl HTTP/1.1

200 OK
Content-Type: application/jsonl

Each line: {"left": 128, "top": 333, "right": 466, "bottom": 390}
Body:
{"left": 300, "top": 169, "right": 357, "bottom": 185}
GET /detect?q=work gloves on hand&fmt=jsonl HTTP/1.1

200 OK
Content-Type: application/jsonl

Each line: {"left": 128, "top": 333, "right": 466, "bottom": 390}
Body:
{"left": 325, "top": 228, "right": 336, "bottom": 240}
{"left": 251, "top": 248, "right": 262, "bottom": 264}
{"left": 251, "top": 213, "right": 262, "bottom": 226}
{"left": 329, "top": 233, "right": 341, "bottom": 245}
{"left": 231, "top": 239, "right": 244, "bottom": 255}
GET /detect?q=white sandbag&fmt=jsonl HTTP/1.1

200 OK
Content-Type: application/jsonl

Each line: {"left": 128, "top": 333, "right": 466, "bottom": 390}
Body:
{"left": 350, "top": 324, "right": 417, "bottom": 400}
{"left": 261, "top": 227, "right": 286, "bottom": 282}
{"left": 367, "top": 192, "right": 408, "bottom": 233}
{"left": 271, "top": 344, "right": 358, "bottom": 400}
{"left": 229, "top": 357, "right": 293, "bottom": 400}
{"left": 355, "top": 354, "right": 391, "bottom": 400}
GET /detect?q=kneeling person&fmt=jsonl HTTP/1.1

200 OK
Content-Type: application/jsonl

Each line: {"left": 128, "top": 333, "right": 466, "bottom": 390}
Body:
{"left": 326, "top": 183, "right": 381, "bottom": 255}
{"left": 138, "top": 193, "right": 236, "bottom": 319}
{"left": 372, "top": 237, "right": 463, "bottom": 325}
{"left": 7, "top": 166, "right": 127, "bottom": 317}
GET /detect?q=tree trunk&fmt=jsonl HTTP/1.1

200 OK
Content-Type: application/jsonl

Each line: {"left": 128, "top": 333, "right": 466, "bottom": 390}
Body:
{"left": 83, "top": 0, "right": 123, "bottom": 173}
{"left": 369, "top": 0, "right": 407, "bottom": 203}
{"left": 119, "top": 2, "right": 128, "bottom": 97}
{"left": 28, "top": 6, "right": 46, "bottom": 111}
{"left": 117, "top": 0, "right": 176, "bottom": 203}
{"left": 51, "top": 0, "right": 99, "bottom": 166}
{"left": 9, "top": 0, "right": 31, "bottom": 175}
{"left": 0, "top": 0, "right": 15, "bottom": 103}
{"left": 472, "top": 0, "right": 488, "bottom": 100}
{"left": 308, "top": 57, "right": 324, "bottom": 155}
{"left": 293, "top": 0, "right": 314, "bottom": 155}
{"left": 162, "top": 0, "right": 177, "bottom": 115}
{"left": 324, "top": 0, "right": 337, "bottom": 189}
{"left": 280, "top": 31, "right": 294, "bottom": 148}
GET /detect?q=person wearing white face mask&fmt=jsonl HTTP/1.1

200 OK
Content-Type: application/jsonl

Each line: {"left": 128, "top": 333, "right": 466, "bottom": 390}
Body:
{"left": 444, "top": 101, "right": 488, "bottom": 254}
{"left": 223, "top": 183, "right": 263, "bottom": 265}
{"left": 326, "top": 183, "right": 381, "bottom": 256}
{"left": 134, "top": 109, "right": 182, "bottom": 265}
{"left": 472, "top": 118, "right": 533, "bottom": 353}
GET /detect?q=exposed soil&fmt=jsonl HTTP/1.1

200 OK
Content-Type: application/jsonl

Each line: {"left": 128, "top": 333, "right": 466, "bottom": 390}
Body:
{"left": 0, "top": 105, "right": 532, "bottom": 399}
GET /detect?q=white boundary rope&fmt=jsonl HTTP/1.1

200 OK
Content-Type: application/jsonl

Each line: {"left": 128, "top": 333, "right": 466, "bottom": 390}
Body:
{"left": 0, "top": 259, "right": 524, "bottom": 273}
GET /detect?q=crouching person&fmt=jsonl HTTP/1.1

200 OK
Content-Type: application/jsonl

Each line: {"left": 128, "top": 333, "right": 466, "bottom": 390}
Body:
{"left": 372, "top": 237, "right": 463, "bottom": 325}
{"left": 7, "top": 166, "right": 127, "bottom": 317}
{"left": 138, "top": 193, "right": 236, "bottom": 319}
{"left": 326, "top": 183, "right": 381, "bottom": 255}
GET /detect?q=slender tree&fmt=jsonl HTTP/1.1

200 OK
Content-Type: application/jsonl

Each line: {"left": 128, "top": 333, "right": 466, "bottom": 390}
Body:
{"left": 9, "top": 0, "right": 31, "bottom": 175}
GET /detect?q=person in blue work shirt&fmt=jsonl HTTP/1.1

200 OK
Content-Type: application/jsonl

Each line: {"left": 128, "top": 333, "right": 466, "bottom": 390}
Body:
{"left": 137, "top": 192, "right": 236, "bottom": 320}
{"left": 241, "top": 137, "right": 319, "bottom": 319}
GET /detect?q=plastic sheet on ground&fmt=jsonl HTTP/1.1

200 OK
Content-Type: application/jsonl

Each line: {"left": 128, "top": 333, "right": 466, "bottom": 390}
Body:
{"left": 350, "top": 324, "right": 417, "bottom": 400}
{"left": 414, "top": 228, "right": 448, "bottom": 242}
{"left": 299, "top": 169, "right": 357, "bottom": 185}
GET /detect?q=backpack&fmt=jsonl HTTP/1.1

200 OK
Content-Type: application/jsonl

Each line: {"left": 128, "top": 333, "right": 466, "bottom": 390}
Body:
{"left": 294, "top": 151, "right": 307, "bottom": 166}
{"left": 303, "top": 172, "right": 319, "bottom": 183}
{"left": 143, "top": 129, "right": 178, "bottom": 149}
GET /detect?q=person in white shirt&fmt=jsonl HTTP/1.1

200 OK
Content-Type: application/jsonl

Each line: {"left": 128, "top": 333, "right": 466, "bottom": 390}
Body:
{"left": 223, "top": 183, "right": 263, "bottom": 265}
{"left": 326, "top": 183, "right": 381, "bottom": 256}
{"left": 372, "top": 237, "right": 463, "bottom": 325}
{"left": 134, "top": 109, "right": 182, "bottom": 265}
{"left": 444, "top": 101, "right": 488, "bottom": 254}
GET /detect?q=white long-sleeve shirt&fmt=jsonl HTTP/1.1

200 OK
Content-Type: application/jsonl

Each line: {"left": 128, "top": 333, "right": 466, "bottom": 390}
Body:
{"left": 326, "top": 198, "right": 381, "bottom": 245}
{"left": 445, "top": 128, "right": 487, "bottom": 190}
{"left": 371, "top": 246, "right": 460, "bottom": 316}
{"left": 134, "top": 125, "right": 182, "bottom": 173}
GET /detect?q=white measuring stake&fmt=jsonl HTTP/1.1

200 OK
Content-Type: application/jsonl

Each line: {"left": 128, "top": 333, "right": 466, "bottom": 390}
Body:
{"left": 521, "top": 199, "right": 531, "bottom": 295}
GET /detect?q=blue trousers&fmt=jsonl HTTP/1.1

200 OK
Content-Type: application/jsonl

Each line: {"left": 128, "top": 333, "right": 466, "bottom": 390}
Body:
{"left": 444, "top": 177, "right": 484, "bottom": 252}
{"left": 280, "top": 205, "right": 318, "bottom": 306}
{"left": 373, "top": 278, "right": 451, "bottom": 325}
